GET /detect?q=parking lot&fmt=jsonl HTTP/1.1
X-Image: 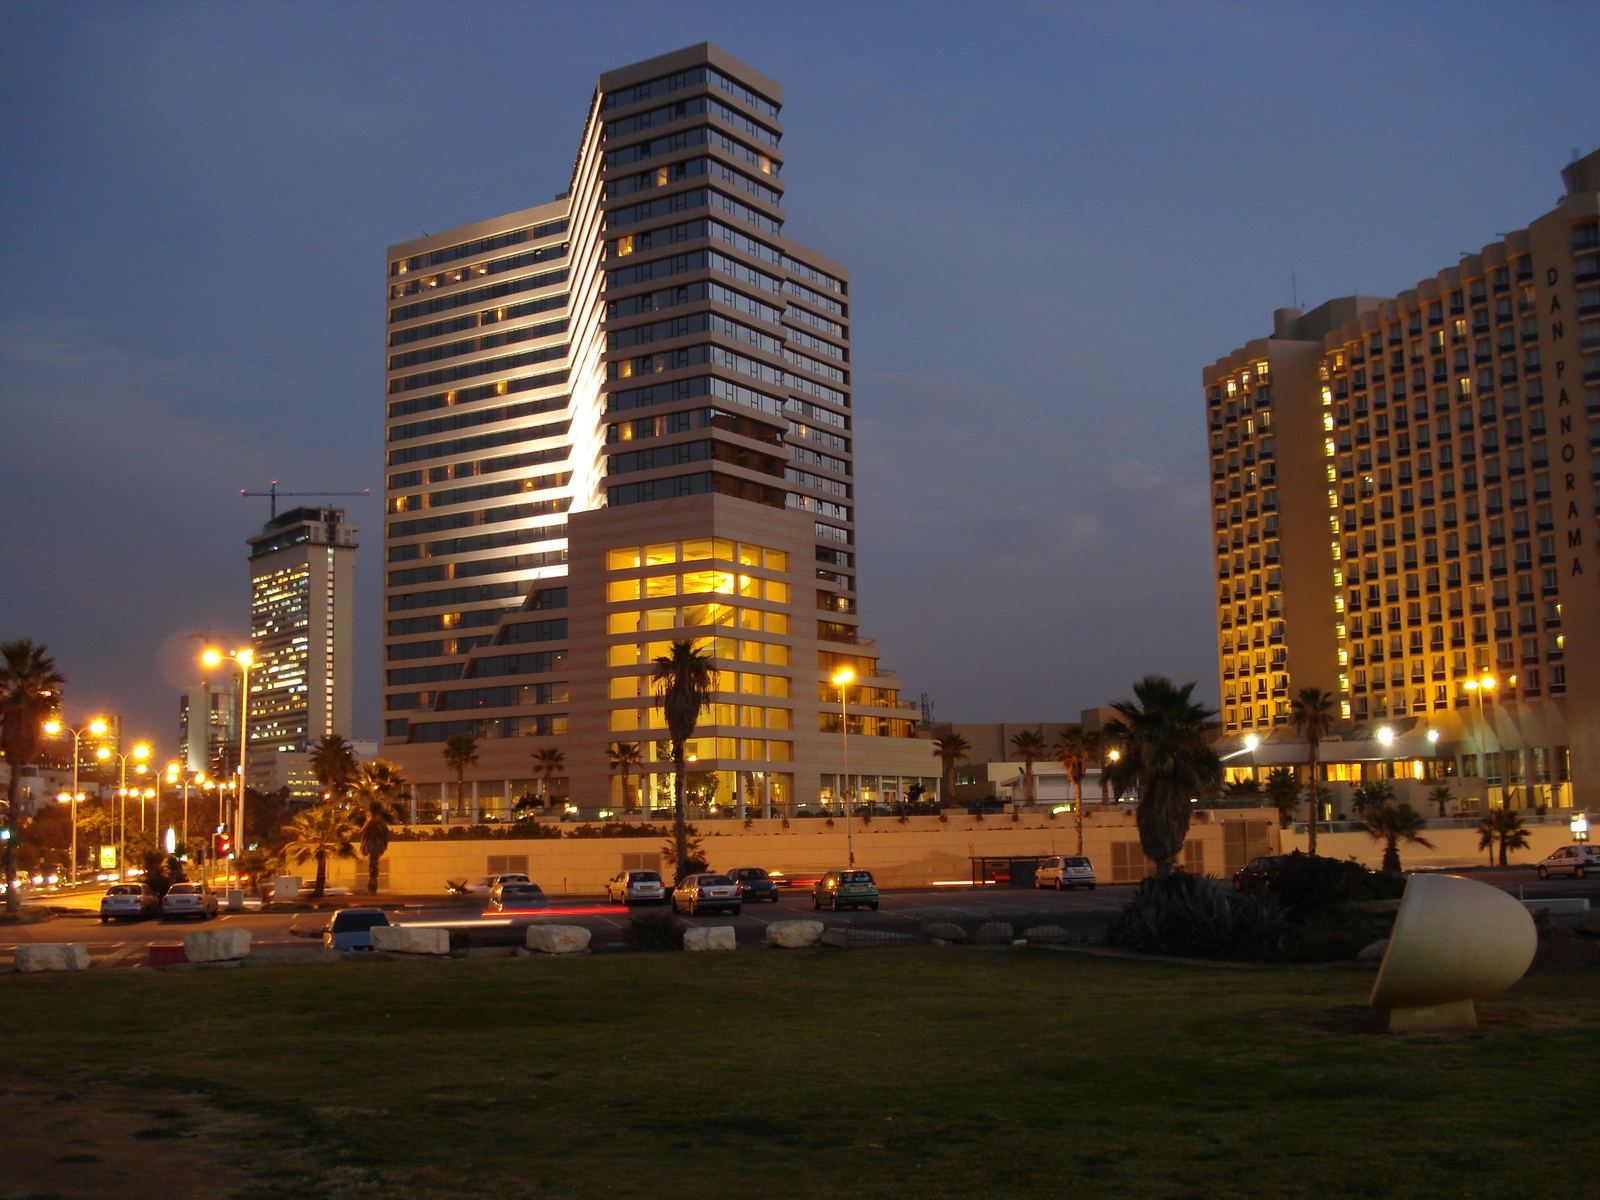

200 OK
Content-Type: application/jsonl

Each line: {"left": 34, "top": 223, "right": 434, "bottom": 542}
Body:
{"left": 4, "top": 865, "right": 1594, "bottom": 969}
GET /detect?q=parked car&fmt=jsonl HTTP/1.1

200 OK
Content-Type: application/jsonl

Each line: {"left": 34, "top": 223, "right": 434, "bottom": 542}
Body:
{"left": 1535, "top": 844, "right": 1600, "bottom": 879}
{"left": 813, "top": 869, "right": 879, "bottom": 911}
{"left": 160, "top": 883, "right": 219, "bottom": 920}
{"left": 606, "top": 870, "right": 665, "bottom": 905}
{"left": 322, "top": 908, "right": 391, "bottom": 951}
{"left": 671, "top": 873, "right": 742, "bottom": 916}
{"left": 1033, "top": 856, "right": 1097, "bottom": 890}
{"left": 100, "top": 883, "right": 158, "bottom": 923}
{"left": 464, "top": 873, "right": 532, "bottom": 896}
{"left": 487, "top": 882, "right": 550, "bottom": 912}
{"left": 726, "top": 866, "right": 781, "bottom": 903}
{"left": 1232, "top": 855, "right": 1290, "bottom": 892}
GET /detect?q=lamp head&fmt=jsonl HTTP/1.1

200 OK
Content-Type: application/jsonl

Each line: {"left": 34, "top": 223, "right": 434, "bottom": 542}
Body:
{"left": 202, "top": 649, "right": 222, "bottom": 668}
{"left": 133, "top": 743, "right": 151, "bottom": 760}
{"left": 1427, "top": 729, "right": 1440, "bottom": 744}
{"left": 1244, "top": 735, "right": 1259, "bottom": 751}
{"left": 235, "top": 649, "right": 254, "bottom": 667}
{"left": 96, "top": 748, "right": 111, "bottom": 761}
{"left": 1108, "top": 749, "right": 1121, "bottom": 761}
{"left": 89, "top": 719, "right": 107, "bottom": 735}
{"left": 832, "top": 668, "right": 855, "bottom": 686}
{"left": 1481, "top": 676, "right": 1496, "bottom": 690}
{"left": 1377, "top": 726, "right": 1395, "bottom": 746}
{"left": 43, "top": 720, "right": 61, "bottom": 735}
{"left": 1463, "top": 680, "right": 1478, "bottom": 691}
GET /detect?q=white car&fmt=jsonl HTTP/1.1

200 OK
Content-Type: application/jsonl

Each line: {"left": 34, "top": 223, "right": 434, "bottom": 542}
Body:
{"left": 1535, "top": 845, "right": 1600, "bottom": 880}
{"left": 1033, "top": 856, "right": 1097, "bottom": 890}
{"left": 606, "top": 869, "right": 666, "bottom": 904}
{"left": 161, "top": 883, "right": 220, "bottom": 921}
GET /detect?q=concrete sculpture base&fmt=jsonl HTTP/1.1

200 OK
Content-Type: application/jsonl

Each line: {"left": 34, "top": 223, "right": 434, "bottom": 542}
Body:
{"left": 1370, "top": 873, "right": 1536, "bottom": 1033}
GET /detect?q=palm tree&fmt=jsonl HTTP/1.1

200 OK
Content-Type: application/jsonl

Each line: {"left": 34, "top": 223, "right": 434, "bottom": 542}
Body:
{"left": 441, "top": 732, "right": 479, "bottom": 824}
{"left": 1102, "top": 675, "right": 1222, "bottom": 878}
{"left": 1477, "top": 808, "right": 1531, "bottom": 867}
{"left": 532, "top": 747, "right": 567, "bottom": 809}
{"left": 1009, "top": 729, "right": 1048, "bottom": 807}
{"left": 1053, "top": 725, "right": 1091, "bottom": 855}
{"left": 932, "top": 733, "right": 970, "bottom": 806}
{"left": 349, "top": 760, "right": 406, "bottom": 895}
{"left": 1363, "top": 801, "right": 1435, "bottom": 873}
{"left": 282, "top": 805, "right": 356, "bottom": 898}
{"left": 0, "top": 640, "right": 66, "bottom": 913}
{"left": 609, "top": 742, "right": 643, "bottom": 812}
{"left": 309, "top": 733, "right": 357, "bottom": 805}
{"left": 1263, "top": 766, "right": 1301, "bottom": 829}
{"left": 1289, "top": 687, "right": 1337, "bottom": 856}
{"left": 652, "top": 640, "right": 714, "bottom": 879}
{"left": 1427, "top": 784, "right": 1454, "bottom": 818}
{"left": 1351, "top": 778, "right": 1396, "bottom": 817}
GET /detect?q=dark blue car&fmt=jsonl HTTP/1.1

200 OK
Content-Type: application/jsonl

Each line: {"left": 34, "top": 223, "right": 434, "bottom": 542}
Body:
{"left": 726, "top": 866, "right": 781, "bottom": 903}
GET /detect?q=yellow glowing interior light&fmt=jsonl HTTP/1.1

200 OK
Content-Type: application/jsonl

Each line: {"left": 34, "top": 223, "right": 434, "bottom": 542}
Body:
{"left": 832, "top": 668, "right": 855, "bottom": 686}
{"left": 202, "top": 649, "right": 222, "bottom": 667}
{"left": 90, "top": 719, "right": 108, "bottom": 735}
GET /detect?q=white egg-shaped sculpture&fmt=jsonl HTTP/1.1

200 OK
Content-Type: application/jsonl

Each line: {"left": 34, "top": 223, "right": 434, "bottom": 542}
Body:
{"left": 1370, "top": 872, "right": 1537, "bottom": 1032}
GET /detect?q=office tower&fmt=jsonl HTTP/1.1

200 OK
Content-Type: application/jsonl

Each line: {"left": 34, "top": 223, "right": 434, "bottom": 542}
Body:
{"left": 1204, "top": 148, "right": 1600, "bottom": 811}
{"left": 178, "top": 676, "right": 238, "bottom": 779}
{"left": 245, "top": 505, "right": 358, "bottom": 796}
{"left": 381, "top": 44, "right": 934, "bottom": 818}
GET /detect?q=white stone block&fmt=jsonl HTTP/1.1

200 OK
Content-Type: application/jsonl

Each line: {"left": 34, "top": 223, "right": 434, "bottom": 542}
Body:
{"left": 526, "top": 924, "right": 592, "bottom": 955}
{"left": 370, "top": 926, "right": 450, "bottom": 955}
{"left": 183, "top": 927, "right": 251, "bottom": 962}
{"left": 684, "top": 925, "right": 737, "bottom": 952}
{"left": 14, "top": 944, "right": 90, "bottom": 972}
{"left": 765, "top": 919, "right": 824, "bottom": 949}
{"left": 271, "top": 876, "right": 302, "bottom": 901}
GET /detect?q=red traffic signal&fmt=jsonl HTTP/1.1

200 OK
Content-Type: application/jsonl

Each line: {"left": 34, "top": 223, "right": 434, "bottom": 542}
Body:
{"left": 213, "top": 831, "right": 233, "bottom": 857}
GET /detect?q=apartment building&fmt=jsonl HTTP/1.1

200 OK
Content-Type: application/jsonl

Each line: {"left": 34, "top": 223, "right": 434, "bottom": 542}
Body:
{"left": 245, "top": 505, "right": 358, "bottom": 796}
{"left": 380, "top": 44, "right": 933, "bottom": 817}
{"left": 1204, "top": 148, "right": 1600, "bottom": 811}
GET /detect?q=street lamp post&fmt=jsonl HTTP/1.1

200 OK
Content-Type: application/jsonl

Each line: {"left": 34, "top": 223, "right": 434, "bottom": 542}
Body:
{"left": 42, "top": 717, "right": 107, "bottom": 884}
{"left": 832, "top": 668, "right": 855, "bottom": 867}
{"left": 100, "top": 742, "right": 152, "bottom": 880}
{"left": 202, "top": 647, "right": 253, "bottom": 888}
{"left": 1462, "top": 675, "right": 1497, "bottom": 806}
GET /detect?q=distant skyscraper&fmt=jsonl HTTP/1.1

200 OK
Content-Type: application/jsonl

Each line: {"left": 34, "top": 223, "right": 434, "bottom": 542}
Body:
{"left": 246, "top": 505, "right": 358, "bottom": 796}
{"left": 1203, "top": 148, "right": 1600, "bottom": 811}
{"left": 178, "top": 675, "right": 238, "bottom": 779}
{"left": 380, "top": 43, "right": 935, "bottom": 817}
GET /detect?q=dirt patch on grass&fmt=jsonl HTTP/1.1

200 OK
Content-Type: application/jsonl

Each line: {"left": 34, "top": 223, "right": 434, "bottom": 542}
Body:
{"left": 0, "top": 1074, "right": 283, "bottom": 1199}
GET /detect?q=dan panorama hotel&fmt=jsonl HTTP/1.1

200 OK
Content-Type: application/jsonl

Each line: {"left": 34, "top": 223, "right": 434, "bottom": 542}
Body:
{"left": 1203, "top": 148, "right": 1600, "bottom": 812}
{"left": 378, "top": 45, "right": 935, "bottom": 816}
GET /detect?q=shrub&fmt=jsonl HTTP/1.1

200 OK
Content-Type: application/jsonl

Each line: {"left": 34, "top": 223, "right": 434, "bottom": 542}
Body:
{"left": 1104, "top": 873, "right": 1289, "bottom": 961}
{"left": 624, "top": 911, "right": 685, "bottom": 952}
{"left": 1265, "top": 852, "right": 1405, "bottom": 914}
{"left": 564, "top": 822, "right": 666, "bottom": 840}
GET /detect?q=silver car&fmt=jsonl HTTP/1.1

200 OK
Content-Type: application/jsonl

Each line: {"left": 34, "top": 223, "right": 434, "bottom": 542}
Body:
{"left": 670, "top": 873, "right": 741, "bottom": 916}
{"left": 100, "top": 884, "right": 158, "bottom": 922}
{"left": 1535, "top": 844, "right": 1600, "bottom": 880}
{"left": 1033, "top": 855, "right": 1097, "bottom": 890}
{"left": 160, "top": 883, "right": 219, "bottom": 921}
{"left": 606, "top": 869, "right": 666, "bottom": 905}
{"left": 487, "top": 882, "right": 550, "bottom": 912}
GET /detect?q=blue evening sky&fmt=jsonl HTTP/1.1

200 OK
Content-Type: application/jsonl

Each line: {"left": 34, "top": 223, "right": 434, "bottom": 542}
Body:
{"left": 2, "top": 0, "right": 1596, "bottom": 748}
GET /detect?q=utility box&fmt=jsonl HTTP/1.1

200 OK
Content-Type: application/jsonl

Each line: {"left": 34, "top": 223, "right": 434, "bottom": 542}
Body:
{"left": 272, "top": 876, "right": 302, "bottom": 901}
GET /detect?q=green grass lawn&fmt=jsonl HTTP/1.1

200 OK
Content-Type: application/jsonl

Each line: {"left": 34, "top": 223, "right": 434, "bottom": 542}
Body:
{"left": 4, "top": 949, "right": 1593, "bottom": 1200}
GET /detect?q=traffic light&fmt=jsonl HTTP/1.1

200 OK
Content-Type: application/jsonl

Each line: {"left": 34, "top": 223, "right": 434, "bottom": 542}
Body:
{"left": 213, "top": 831, "right": 232, "bottom": 857}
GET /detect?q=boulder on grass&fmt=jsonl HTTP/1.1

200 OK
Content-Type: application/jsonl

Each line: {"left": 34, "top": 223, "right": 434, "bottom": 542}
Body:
{"left": 526, "top": 925, "right": 591, "bottom": 955}
{"left": 975, "top": 922, "right": 1014, "bottom": 944}
{"left": 370, "top": 926, "right": 450, "bottom": 955}
{"left": 921, "top": 922, "right": 967, "bottom": 942}
{"left": 184, "top": 928, "right": 251, "bottom": 962}
{"left": 14, "top": 944, "right": 90, "bottom": 972}
{"left": 684, "top": 925, "right": 737, "bottom": 952}
{"left": 765, "top": 919, "right": 824, "bottom": 949}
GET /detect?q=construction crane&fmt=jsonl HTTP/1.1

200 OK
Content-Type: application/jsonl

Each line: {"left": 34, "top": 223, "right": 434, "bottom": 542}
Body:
{"left": 241, "top": 481, "right": 371, "bottom": 519}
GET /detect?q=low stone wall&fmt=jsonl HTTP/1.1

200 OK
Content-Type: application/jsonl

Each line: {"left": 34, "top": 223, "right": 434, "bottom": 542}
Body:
{"left": 320, "top": 810, "right": 1279, "bottom": 894}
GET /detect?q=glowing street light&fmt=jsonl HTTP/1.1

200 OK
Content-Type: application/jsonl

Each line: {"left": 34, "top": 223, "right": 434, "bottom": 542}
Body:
{"left": 42, "top": 716, "right": 108, "bottom": 884}
{"left": 831, "top": 667, "right": 856, "bottom": 866}
{"left": 201, "top": 647, "right": 254, "bottom": 886}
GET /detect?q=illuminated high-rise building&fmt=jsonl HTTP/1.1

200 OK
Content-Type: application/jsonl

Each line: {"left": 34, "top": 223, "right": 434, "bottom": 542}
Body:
{"left": 381, "top": 44, "right": 934, "bottom": 818}
{"left": 246, "top": 505, "right": 358, "bottom": 796}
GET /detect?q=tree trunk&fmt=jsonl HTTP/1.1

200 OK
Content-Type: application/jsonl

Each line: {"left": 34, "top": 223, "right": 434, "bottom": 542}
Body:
{"left": 672, "top": 740, "right": 689, "bottom": 880}
{"left": 1136, "top": 783, "right": 1189, "bottom": 878}
{"left": 368, "top": 852, "right": 380, "bottom": 895}
{"left": 313, "top": 849, "right": 327, "bottom": 898}
{"left": 3, "top": 770, "right": 19, "bottom": 913}
{"left": 1073, "top": 777, "right": 1084, "bottom": 856}
{"left": 1498, "top": 836, "right": 1508, "bottom": 867}
{"left": 1381, "top": 841, "right": 1401, "bottom": 873}
{"left": 1306, "top": 746, "right": 1320, "bottom": 857}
